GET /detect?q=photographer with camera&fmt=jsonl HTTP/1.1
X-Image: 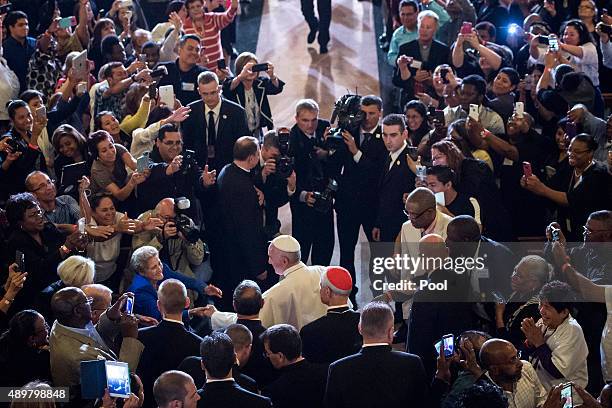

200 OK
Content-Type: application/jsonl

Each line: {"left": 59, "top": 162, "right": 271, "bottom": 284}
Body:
{"left": 140, "top": 124, "right": 217, "bottom": 224}
{"left": 329, "top": 95, "right": 387, "bottom": 302}
{"left": 253, "top": 129, "right": 296, "bottom": 239}
{"left": 133, "top": 197, "right": 205, "bottom": 283}
{"left": 288, "top": 99, "right": 335, "bottom": 266}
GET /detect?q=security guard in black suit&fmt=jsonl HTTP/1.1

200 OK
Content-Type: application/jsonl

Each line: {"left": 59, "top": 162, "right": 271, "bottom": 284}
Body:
{"left": 332, "top": 96, "right": 388, "bottom": 302}
{"left": 371, "top": 114, "right": 415, "bottom": 295}
{"left": 288, "top": 99, "right": 335, "bottom": 265}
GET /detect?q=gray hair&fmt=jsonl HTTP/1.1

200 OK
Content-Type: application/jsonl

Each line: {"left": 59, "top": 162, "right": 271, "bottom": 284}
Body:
{"left": 517, "top": 255, "right": 552, "bottom": 286}
{"left": 130, "top": 246, "right": 159, "bottom": 275}
{"left": 417, "top": 10, "right": 439, "bottom": 27}
{"left": 57, "top": 255, "right": 96, "bottom": 287}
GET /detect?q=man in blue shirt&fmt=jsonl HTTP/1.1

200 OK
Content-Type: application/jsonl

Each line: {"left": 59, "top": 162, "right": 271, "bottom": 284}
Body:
{"left": 3, "top": 11, "right": 36, "bottom": 93}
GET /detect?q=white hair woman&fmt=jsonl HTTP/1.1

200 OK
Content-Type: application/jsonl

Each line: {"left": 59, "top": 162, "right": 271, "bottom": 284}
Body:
{"left": 57, "top": 255, "right": 96, "bottom": 287}
{"left": 125, "top": 246, "right": 222, "bottom": 320}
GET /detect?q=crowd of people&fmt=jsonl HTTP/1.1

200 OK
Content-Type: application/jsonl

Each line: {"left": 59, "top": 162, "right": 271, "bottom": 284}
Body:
{"left": 0, "top": 0, "right": 610, "bottom": 406}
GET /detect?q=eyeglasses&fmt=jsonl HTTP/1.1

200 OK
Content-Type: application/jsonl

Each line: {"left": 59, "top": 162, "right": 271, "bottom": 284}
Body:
{"left": 403, "top": 207, "right": 434, "bottom": 220}
{"left": 583, "top": 226, "right": 612, "bottom": 236}
{"left": 25, "top": 207, "right": 44, "bottom": 219}
{"left": 567, "top": 148, "right": 591, "bottom": 155}
{"left": 74, "top": 296, "right": 94, "bottom": 309}
{"left": 162, "top": 140, "right": 183, "bottom": 146}
{"left": 31, "top": 179, "right": 55, "bottom": 192}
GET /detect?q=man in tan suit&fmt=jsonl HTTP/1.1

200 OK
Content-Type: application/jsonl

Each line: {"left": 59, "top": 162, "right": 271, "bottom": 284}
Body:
{"left": 49, "top": 287, "right": 144, "bottom": 387}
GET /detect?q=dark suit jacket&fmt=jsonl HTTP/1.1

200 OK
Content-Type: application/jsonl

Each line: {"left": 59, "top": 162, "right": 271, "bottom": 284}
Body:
{"left": 222, "top": 77, "right": 285, "bottom": 130}
{"left": 407, "top": 269, "right": 475, "bottom": 379}
{"left": 333, "top": 125, "right": 388, "bottom": 217}
{"left": 181, "top": 98, "right": 250, "bottom": 172}
{"left": 263, "top": 359, "right": 328, "bottom": 408}
{"left": 392, "top": 39, "right": 450, "bottom": 98}
{"left": 300, "top": 306, "right": 362, "bottom": 365}
{"left": 288, "top": 119, "right": 333, "bottom": 211}
{"left": 252, "top": 161, "right": 290, "bottom": 237}
{"left": 238, "top": 319, "right": 278, "bottom": 387}
{"left": 137, "top": 320, "right": 202, "bottom": 408}
{"left": 374, "top": 146, "right": 415, "bottom": 242}
{"left": 213, "top": 163, "right": 267, "bottom": 288}
{"left": 197, "top": 380, "right": 272, "bottom": 408}
{"left": 325, "top": 345, "right": 429, "bottom": 408}
{"left": 178, "top": 357, "right": 259, "bottom": 394}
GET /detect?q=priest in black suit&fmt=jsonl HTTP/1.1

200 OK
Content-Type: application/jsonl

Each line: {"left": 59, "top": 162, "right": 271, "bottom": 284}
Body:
{"left": 211, "top": 137, "right": 268, "bottom": 310}
{"left": 324, "top": 302, "right": 429, "bottom": 408}
{"left": 261, "top": 324, "right": 328, "bottom": 408}
{"left": 332, "top": 95, "right": 388, "bottom": 301}
{"left": 288, "top": 99, "right": 335, "bottom": 265}
{"left": 300, "top": 266, "right": 362, "bottom": 364}
{"left": 137, "top": 280, "right": 203, "bottom": 408}
{"left": 181, "top": 71, "right": 250, "bottom": 173}
{"left": 197, "top": 332, "right": 272, "bottom": 408}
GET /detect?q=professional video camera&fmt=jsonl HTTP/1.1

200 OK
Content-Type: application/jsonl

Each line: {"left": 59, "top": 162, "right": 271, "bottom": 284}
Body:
{"left": 276, "top": 127, "right": 294, "bottom": 179}
{"left": 326, "top": 94, "right": 365, "bottom": 150}
{"left": 180, "top": 149, "right": 197, "bottom": 176}
{"left": 313, "top": 179, "right": 339, "bottom": 214}
{"left": 173, "top": 197, "right": 200, "bottom": 243}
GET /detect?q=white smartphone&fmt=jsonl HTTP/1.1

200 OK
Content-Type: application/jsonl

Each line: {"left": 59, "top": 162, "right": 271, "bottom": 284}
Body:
{"left": 73, "top": 49, "right": 88, "bottom": 81}
{"left": 78, "top": 217, "right": 86, "bottom": 234}
{"left": 514, "top": 102, "right": 524, "bottom": 118}
{"left": 469, "top": 104, "right": 479, "bottom": 120}
{"left": 435, "top": 191, "right": 445, "bottom": 206}
{"left": 410, "top": 60, "right": 423, "bottom": 70}
{"left": 77, "top": 82, "right": 87, "bottom": 96}
{"left": 158, "top": 85, "right": 174, "bottom": 108}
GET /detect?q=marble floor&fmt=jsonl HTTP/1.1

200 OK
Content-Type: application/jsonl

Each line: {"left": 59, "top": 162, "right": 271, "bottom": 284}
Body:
{"left": 255, "top": 0, "right": 381, "bottom": 306}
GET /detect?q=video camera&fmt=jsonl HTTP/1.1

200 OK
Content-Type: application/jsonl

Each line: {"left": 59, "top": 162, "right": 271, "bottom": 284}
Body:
{"left": 173, "top": 197, "right": 200, "bottom": 243}
{"left": 326, "top": 94, "right": 365, "bottom": 150}
{"left": 4, "top": 137, "right": 26, "bottom": 155}
{"left": 276, "top": 127, "right": 294, "bottom": 179}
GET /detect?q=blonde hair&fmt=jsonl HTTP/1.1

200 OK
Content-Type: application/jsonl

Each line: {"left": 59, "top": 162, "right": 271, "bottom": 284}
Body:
{"left": 57, "top": 256, "right": 96, "bottom": 287}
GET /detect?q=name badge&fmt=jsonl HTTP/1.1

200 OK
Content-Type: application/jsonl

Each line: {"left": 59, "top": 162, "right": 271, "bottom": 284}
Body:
{"left": 477, "top": 267, "right": 490, "bottom": 279}
{"left": 182, "top": 82, "right": 195, "bottom": 91}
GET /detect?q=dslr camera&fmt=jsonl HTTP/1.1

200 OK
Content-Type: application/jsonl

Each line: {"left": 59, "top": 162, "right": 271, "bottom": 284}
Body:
{"left": 326, "top": 94, "right": 365, "bottom": 151}
{"left": 276, "top": 127, "right": 294, "bottom": 179}
{"left": 172, "top": 197, "right": 200, "bottom": 243}
{"left": 180, "top": 149, "right": 197, "bottom": 175}
{"left": 4, "top": 137, "right": 26, "bottom": 155}
{"left": 312, "top": 179, "right": 339, "bottom": 214}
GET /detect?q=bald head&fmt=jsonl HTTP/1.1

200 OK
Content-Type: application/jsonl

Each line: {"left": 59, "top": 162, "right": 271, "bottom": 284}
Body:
{"left": 406, "top": 187, "right": 436, "bottom": 212}
{"left": 156, "top": 198, "right": 175, "bottom": 213}
{"left": 419, "top": 234, "right": 448, "bottom": 260}
{"left": 479, "top": 339, "right": 515, "bottom": 369}
{"left": 51, "top": 287, "right": 91, "bottom": 327}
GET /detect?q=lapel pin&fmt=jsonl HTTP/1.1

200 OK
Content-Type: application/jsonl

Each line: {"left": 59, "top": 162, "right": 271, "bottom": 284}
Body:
{"left": 396, "top": 160, "right": 400, "bottom": 166}
{"left": 222, "top": 114, "right": 227, "bottom": 119}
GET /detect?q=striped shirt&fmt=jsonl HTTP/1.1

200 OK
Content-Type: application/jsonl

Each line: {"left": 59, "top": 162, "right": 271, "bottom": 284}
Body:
{"left": 184, "top": 7, "right": 237, "bottom": 70}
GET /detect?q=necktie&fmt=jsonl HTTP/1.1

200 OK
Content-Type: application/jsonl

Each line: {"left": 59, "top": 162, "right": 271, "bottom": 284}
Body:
{"left": 362, "top": 132, "right": 373, "bottom": 147}
{"left": 384, "top": 154, "right": 393, "bottom": 173}
{"left": 207, "top": 111, "right": 216, "bottom": 147}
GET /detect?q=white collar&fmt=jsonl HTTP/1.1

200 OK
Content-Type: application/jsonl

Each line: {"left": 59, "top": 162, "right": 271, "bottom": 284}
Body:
{"left": 390, "top": 141, "right": 408, "bottom": 161}
{"left": 206, "top": 378, "right": 235, "bottom": 383}
{"left": 204, "top": 101, "right": 222, "bottom": 118}
{"left": 283, "top": 262, "right": 305, "bottom": 277}
{"left": 234, "top": 162, "right": 251, "bottom": 173}
{"left": 362, "top": 342, "right": 390, "bottom": 347}
{"left": 163, "top": 317, "right": 184, "bottom": 325}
